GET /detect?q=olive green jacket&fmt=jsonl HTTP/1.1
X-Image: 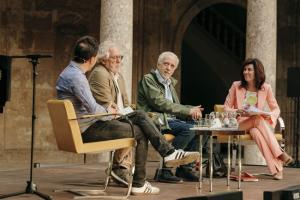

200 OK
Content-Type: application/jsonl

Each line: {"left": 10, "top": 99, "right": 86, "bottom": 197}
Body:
{"left": 137, "top": 70, "right": 193, "bottom": 130}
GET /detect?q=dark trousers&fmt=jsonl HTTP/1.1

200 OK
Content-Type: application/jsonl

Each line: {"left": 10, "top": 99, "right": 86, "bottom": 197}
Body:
{"left": 82, "top": 110, "right": 174, "bottom": 187}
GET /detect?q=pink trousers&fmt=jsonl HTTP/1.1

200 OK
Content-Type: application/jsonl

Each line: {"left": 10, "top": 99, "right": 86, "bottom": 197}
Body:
{"left": 239, "top": 116, "right": 283, "bottom": 174}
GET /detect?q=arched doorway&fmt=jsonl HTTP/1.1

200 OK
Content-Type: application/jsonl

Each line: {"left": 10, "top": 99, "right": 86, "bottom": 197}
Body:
{"left": 179, "top": 3, "right": 246, "bottom": 113}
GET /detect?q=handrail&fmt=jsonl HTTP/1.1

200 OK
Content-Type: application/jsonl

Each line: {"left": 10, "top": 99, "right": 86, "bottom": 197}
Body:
{"left": 196, "top": 7, "right": 246, "bottom": 60}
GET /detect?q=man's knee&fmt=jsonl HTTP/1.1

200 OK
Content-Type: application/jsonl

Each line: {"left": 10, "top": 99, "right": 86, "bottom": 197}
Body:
{"left": 170, "top": 120, "right": 194, "bottom": 132}
{"left": 134, "top": 110, "right": 148, "bottom": 119}
{"left": 177, "top": 128, "right": 195, "bottom": 138}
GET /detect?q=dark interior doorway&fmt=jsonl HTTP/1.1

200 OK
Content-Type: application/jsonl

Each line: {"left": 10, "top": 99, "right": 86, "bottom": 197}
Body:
{"left": 181, "top": 3, "right": 246, "bottom": 114}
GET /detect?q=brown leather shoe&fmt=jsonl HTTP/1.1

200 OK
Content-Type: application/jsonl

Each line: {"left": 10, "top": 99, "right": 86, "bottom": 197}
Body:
{"left": 273, "top": 171, "right": 283, "bottom": 180}
{"left": 280, "top": 152, "right": 294, "bottom": 166}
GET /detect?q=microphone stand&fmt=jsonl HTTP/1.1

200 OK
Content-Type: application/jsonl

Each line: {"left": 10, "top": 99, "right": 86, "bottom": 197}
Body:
{"left": 0, "top": 55, "right": 52, "bottom": 199}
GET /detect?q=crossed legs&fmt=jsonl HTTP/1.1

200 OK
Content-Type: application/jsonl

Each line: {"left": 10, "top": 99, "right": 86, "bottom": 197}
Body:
{"left": 239, "top": 116, "right": 283, "bottom": 175}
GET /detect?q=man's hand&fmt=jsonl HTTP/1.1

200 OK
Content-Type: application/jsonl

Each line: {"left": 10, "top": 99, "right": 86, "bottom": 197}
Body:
{"left": 189, "top": 105, "right": 204, "bottom": 120}
{"left": 107, "top": 104, "right": 119, "bottom": 119}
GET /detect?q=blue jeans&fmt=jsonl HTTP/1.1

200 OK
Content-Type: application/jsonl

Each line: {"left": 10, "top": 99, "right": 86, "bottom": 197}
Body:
{"left": 163, "top": 119, "right": 197, "bottom": 151}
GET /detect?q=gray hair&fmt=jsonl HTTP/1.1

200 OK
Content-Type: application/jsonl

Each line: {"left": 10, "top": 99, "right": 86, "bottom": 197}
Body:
{"left": 157, "top": 51, "right": 179, "bottom": 67}
{"left": 98, "top": 40, "right": 118, "bottom": 60}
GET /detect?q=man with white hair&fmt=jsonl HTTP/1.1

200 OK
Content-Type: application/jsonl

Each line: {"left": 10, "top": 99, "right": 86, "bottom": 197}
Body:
{"left": 87, "top": 41, "right": 199, "bottom": 194}
{"left": 89, "top": 41, "right": 132, "bottom": 186}
{"left": 138, "top": 51, "right": 203, "bottom": 183}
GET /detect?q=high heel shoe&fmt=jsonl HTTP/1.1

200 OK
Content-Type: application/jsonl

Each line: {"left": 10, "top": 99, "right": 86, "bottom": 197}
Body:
{"left": 273, "top": 171, "right": 283, "bottom": 180}
{"left": 280, "top": 152, "right": 294, "bottom": 166}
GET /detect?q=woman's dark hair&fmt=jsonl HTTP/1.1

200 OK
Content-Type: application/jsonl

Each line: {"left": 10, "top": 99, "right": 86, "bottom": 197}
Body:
{"left": 240, "top": 58, "right": 265, "bottom": 90}
{"left": 73, "top": 36, "right": 99, "bottom": 64}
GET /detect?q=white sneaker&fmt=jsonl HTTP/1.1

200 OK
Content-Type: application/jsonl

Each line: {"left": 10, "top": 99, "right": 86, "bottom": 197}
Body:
{"left": 131, "top": 181, "right": 160, "bottom": 195}
{"left": 164, "top": 149, "right": 200, "bottom": 168}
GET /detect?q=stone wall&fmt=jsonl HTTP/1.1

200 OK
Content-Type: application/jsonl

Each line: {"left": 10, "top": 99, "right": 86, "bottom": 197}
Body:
{"left": 277, "top": 0, "right": 300, "bottom": 155}
{"left": 0, "top": 0, "right": 100, "bottom": 168}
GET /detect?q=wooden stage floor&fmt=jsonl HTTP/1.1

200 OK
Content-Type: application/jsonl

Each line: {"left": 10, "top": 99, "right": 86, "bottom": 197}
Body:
{"left": 0, "top": 161, "right": 299, "bottom": 200}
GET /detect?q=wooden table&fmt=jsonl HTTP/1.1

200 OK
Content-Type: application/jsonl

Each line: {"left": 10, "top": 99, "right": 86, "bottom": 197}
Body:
{"left": 190, "top": 127, "right": 246, "bottom": 192}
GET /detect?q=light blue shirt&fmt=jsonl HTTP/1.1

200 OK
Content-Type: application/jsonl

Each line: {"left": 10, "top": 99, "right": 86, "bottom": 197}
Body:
{"left": 154, "top": 69, "right": 173, "bottom": 102}
{"left": 56, "top": 61, "right": 108, "bottom": 132}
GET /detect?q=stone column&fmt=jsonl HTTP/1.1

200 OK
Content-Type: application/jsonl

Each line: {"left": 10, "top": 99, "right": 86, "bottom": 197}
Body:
{"left": 100, "top": 0, "right": 133, "bottom": 102}
{"left": 94, "top": 0, "right": 133, "bottom": 163}
{"left": 244, "top": 0, "right": 277, "bottom": 165}
{"left": 246, "top": 0, "right": 277, "bottom": 91}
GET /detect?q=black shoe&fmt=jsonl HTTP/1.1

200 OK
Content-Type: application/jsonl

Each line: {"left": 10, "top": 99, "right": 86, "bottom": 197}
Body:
{"left": 157, "top": 169, "right": 182, "bottom": 183}
{"left": 175, "top": 166, "right": 199, "bottom": 182}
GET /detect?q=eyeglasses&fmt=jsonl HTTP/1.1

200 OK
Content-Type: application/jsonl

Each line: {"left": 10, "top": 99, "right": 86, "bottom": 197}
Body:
{"left": 109, "top": 55, "right": 124, "bottom": 61}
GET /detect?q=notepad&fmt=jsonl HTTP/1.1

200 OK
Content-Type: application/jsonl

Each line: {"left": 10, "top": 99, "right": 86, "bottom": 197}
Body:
{"left": 119, "top": 106, "right": 134, "bottom": 115}
{"left": 244, "top": 106, "right": 271, "bottom": 116}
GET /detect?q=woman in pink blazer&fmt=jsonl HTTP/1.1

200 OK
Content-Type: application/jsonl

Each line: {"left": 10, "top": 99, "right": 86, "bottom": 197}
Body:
{"left": 224, "top": 58, "right": 293, "bottom": 180}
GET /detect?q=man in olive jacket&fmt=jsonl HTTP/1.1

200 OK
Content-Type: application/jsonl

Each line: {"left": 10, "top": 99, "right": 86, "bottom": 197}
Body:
{"left": 138, "top": 51, "right": 203, "bottom": 183}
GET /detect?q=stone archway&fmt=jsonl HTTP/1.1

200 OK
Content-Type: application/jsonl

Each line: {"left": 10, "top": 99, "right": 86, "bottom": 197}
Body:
{"left": 172, "top": 0, "right": 246, "bottom": 54}
{"left": 171, "top": 0, "right": 246, "bottom": 95}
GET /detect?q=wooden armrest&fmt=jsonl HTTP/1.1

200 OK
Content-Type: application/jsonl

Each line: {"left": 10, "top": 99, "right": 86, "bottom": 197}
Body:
{"left": 276, "top": 117, "right": 285, "bottom": 140}
{"left": 277, "top": 117, "right": 285, "bottom": 131}
{"left": 72, "top": 113, "right": 122, "bottom": 120}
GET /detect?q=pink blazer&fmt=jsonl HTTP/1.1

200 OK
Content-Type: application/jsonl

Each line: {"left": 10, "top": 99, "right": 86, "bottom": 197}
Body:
{"left": 224, "top": 81, "right": 280, "bottom": 128}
